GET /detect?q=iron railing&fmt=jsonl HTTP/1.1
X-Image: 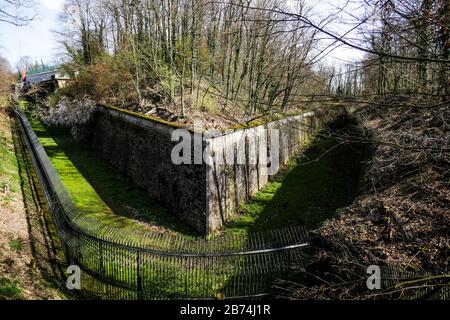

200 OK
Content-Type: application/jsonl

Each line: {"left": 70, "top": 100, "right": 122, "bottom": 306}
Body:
{"left": 15, "top": 108, "right": 310, "bottom": 300}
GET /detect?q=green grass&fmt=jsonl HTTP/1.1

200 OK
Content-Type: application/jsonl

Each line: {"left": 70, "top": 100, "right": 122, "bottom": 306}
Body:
{"left": 79, "top": 241, "right": 268, "bottom": 299}
{"left": 12, "top": 116, "right": 72, "bottom": 299}
{"left": 0, "top": 277, "right": 23, "bottom": 300}
{"left": 0, "top": 108, "right": 21, "bottom": 206}
{"left": 224, "top": 120, "right": 368, "bottom": 235}
{"left": 9, "top": 238, "right": 23, "bottom": 252}
{"left": 28, "top": 117, "right": 198, "bottom": 242}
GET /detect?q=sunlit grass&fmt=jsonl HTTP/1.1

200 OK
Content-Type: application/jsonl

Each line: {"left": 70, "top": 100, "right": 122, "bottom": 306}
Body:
{"left": 29, "top": 117, "right": 198, "bottom": 242}
{"left": 0, "top": 277, "right": 23, "bottom": 300}
{"left": 0, "top": 107, "right": 21, "bottom": 207}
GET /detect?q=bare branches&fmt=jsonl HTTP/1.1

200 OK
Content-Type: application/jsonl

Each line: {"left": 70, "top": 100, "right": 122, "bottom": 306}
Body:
{"left": 0, "top": 0, "right": 37, "bottom": 26}
{"left": 217, "top": 0, "right": 450, "bottom": 64}
{"left": 56, "top": 0, "right": 323, "bottom": 121}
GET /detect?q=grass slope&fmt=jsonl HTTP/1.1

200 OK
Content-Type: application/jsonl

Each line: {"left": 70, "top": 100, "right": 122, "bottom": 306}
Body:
{"left": 0, "top": 103, "right": 68, "bottom": 300}
{"left": 0, "top": 109, "right": 20, "bottom": 206}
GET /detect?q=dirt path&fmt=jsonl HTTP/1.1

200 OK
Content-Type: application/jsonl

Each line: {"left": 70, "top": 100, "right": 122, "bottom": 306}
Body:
{"left": 0, "top": 106, "right": 67, "bottom": 300}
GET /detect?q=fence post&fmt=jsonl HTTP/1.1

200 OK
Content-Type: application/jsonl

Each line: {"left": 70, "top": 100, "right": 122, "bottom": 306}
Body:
{"left": 99, "top": 242, "right": 104, "bottom": 274}
{"left": 137, "top": 250, "right": 142, "bottom": 300}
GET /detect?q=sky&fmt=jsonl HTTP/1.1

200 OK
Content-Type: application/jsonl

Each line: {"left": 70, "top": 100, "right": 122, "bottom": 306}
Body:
{"left": 305, "top": 0, "right": 366, "bottom": 67}
{"left": 0, "top": 0, "right": 65, "bottom": 69}
{"left": 0, "top": 0, "right": 364, "bottom": 70}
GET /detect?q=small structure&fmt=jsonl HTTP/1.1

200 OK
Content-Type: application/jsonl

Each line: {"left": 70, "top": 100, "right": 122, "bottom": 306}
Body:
{"left": 19, "top": 66, "right": 70, "bottom": 95}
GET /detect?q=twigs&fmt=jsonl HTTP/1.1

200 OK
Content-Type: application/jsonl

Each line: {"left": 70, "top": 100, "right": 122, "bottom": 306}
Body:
{"left": 276, "top": 96, "right": 449, "bottom": 300}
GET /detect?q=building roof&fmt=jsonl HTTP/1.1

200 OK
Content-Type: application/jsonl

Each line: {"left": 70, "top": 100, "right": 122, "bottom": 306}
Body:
{"left": 27, "top": 65, "right": 60, "bottom": 76}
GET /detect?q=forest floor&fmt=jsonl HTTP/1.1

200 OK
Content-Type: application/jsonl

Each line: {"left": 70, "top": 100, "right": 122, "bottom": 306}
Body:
{"left": 278, "top": 98, "right": 450, "bottom": 299}
{"left": 0, "top": 103, "right": 67, "bottom": 300}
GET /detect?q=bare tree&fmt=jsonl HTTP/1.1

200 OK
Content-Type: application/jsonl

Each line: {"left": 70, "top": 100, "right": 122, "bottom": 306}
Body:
{"left": 0, "top": 0, "right": 37, "bottom": 26}
{"left": 0, "top": 54, "right": 13, "bottom": 94}
{"left": 56, "top": 0, "right": 321, "bottom": 119}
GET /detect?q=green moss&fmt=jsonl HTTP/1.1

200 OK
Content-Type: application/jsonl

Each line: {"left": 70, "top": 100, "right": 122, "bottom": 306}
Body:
{"left": 224, "top": 119, "right": 368, "bottom": 235}
{"left": 29, "top": 117, "right": 198, "bottom": 242}
{"left": 0, "top": 110, "right": 21, "bottom": 206}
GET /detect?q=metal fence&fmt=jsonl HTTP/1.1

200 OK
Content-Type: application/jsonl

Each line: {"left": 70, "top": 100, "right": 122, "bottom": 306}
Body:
{"left": 15, "top": 108, "right": 310, "bottom": 300}
{"left": 380, "top": 265, "right": 450, "bottom": 300}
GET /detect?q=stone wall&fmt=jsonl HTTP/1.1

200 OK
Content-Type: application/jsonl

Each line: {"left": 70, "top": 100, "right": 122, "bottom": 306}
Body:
{"left": 90, "top": 105, "right": 208, "bottom": 234}
{"left": 90, "top": 105, "right": 340, "bottom": 235}
{"left": 204, "top": 112, "right": 321, "bottom": 233}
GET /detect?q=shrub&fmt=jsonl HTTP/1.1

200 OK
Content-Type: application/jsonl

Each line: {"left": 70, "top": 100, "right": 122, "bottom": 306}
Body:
{"left": 0, "top": 277, "right": 23, "bottom": 300}
{"left": 61, "top": 52, "right": 138, "bottom": 106}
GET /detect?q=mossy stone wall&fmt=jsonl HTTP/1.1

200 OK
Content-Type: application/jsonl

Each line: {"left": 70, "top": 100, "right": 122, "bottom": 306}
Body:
{"left": 91, "top": 105, "right": 343, "bottom": 235}
{"left": 91, "top": 106, "right": 208, "bottom": 234}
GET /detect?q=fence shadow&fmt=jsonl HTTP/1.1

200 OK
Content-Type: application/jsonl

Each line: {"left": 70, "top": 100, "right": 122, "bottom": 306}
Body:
{"left": 16, "top": 109, "right": 310, "bottom": 300}
{"left": 10, "top": 115, "right": 72, "bottom": 298}
{"left": 31, "top": 121, "right": 198, "bottom": 237}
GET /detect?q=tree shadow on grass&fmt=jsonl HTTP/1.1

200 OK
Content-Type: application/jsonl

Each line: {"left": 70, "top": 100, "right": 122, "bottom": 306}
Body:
{"left": 225, "top": 116, "right": 372, "bottom": 234}
{"left": 31, "top": 120, "right": 199, "bottom": 238}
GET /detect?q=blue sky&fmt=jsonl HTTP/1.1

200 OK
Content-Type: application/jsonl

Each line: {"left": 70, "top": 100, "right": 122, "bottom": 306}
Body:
{"left": 0, "top": 0, "right": 364, "bottom": 70}
{"left": 0, "top": 0, "right": 64, "bottom": 68}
